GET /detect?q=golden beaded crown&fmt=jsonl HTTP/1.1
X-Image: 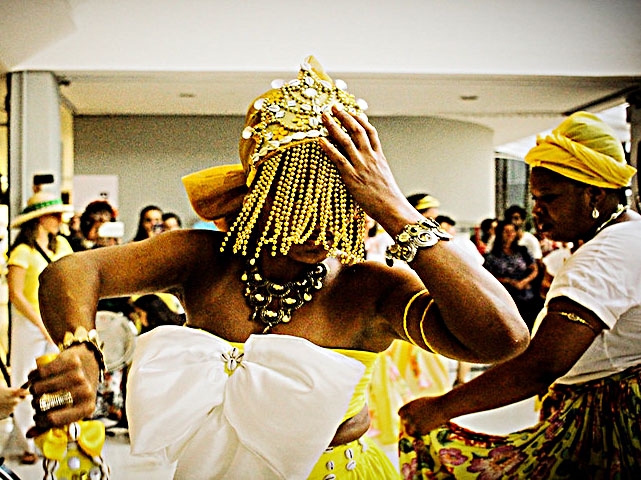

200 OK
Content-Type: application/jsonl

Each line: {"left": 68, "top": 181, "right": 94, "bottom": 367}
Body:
{"left": 219, "top": 56, "right": 368, "bottom": 263}
{"left": 239, "top": 56, "right": 368, "bottom": 185}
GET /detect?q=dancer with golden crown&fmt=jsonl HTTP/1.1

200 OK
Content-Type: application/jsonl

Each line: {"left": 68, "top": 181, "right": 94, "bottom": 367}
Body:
{"left": 28, "top": 57, "right": 528, "bottom": 479}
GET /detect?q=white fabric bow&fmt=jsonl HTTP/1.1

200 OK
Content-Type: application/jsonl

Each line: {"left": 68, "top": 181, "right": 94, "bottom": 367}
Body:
{"left": 127, "top": 326, "right": 366, "bottom": 479}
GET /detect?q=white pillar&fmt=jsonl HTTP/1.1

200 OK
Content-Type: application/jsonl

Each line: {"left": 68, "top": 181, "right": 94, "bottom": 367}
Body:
{"left": 7, "top": 71, "right": 62, "bottom": 223}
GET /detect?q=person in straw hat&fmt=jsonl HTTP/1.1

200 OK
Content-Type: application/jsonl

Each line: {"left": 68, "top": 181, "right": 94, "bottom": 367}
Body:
{"left": 399, "top": 111, "right": 641, "bottom": 479}
{"left": 406, "top": 193, "right": 441, "bottom": 220}
{"left": 29, "top": 57, "right": 527, "bottom": 479}
{"left": 6, "top": 191, "right": 73, "bottom": 464}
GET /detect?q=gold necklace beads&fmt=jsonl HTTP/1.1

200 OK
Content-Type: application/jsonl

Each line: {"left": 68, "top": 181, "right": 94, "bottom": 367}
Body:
{"left": 241, "top": 259, "right": 328, "bottom": 333}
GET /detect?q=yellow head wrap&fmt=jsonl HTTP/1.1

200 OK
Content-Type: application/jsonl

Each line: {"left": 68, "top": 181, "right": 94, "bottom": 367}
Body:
{"left": 524, "top": 111, "right": 636, "bottom": 188}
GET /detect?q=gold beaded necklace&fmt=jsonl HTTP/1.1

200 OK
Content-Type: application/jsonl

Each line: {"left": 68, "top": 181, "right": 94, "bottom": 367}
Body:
{"left": 241, "top": 258, "right": 328, "bottom": 333}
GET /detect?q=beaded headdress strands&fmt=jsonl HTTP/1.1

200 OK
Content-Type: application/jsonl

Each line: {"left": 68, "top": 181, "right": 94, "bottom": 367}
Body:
{"left": 182, "top": 57, "right": 369, "bottom": 331}
{"left": 221, "top": 56, "right": 368, "bottom": 264}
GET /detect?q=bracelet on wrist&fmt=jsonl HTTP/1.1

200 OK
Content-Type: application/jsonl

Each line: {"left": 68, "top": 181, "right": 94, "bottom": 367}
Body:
{"left": 385, "top": 218, "right": 452, "bottom": 266}
{"left": 60, "top": 326, "right": 106, "bottom": 383}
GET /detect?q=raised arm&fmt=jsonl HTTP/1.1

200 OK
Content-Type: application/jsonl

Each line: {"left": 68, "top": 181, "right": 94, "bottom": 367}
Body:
{"left": 320, "top": 107, "right": 529, "bottom": 363}
{"left": 30, "top": 230, "right": 210, "bottom": 430}
{"left": 39, "top": 230, "right": 204, "bottom": 342}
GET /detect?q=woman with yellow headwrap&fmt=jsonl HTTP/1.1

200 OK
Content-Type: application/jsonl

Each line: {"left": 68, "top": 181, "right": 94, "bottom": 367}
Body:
{"left": 27, "top": 57, "right": 528, "bottom": 479}
{"left": 398, "top": 111, "right": 641, "bottom": 479}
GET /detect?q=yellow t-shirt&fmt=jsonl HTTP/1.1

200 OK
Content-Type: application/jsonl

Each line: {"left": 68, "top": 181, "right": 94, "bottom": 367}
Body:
{"left": 7, "top": 236, "right": 73, "bottom": 313}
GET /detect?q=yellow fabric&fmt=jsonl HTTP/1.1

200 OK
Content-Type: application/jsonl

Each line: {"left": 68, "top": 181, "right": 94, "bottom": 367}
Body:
{"left": 368, "top": 340, "right": 450, "bottom": 448}
{"left": 35, "top": 420, "right": 106, "bottom": 460}
{"left": 414, "top": 195, "right": 440, "bottom": 211}
{"left": 308, "top": 436, "right": 400, "bottom": 479}
{"left": 182, "top": 164, "right": 247, "bottom": 221}
{"left": 6, "top": 236, "right": 73, "bottom": 313}
{"left": 36, "top": 353, "right": 59, "bottom": 368}
{"left": 333, "top": 348, "right": 378, "bottom": 420}
{"left": 230, "top": 341, "right": 377, "bottom": 422}
{"left": 524, "top": 111, "right": 636, "bottom": 188}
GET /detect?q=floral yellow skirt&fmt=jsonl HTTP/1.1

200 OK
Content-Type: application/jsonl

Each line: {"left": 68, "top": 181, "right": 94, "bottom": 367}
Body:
{"left": 399, "top": 365, "right": 641, "bottom": 479}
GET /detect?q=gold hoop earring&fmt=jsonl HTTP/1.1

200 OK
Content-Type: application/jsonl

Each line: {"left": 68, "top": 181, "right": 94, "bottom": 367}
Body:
{"left": 592, "top": 207, "right": 600, "bottom": 219}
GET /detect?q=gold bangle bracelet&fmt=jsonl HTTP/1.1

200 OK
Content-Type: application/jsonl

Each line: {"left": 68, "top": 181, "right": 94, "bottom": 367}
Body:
{"left": 419, "top": 298, "right": 437, "bottom": 353}
{"left": 403, "top": 289, "right": 428, "bottom": 347}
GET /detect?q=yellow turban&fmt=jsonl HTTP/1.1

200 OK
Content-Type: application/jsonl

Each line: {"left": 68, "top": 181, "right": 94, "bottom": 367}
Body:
{"left": 524, "top": 111, "right": 636, "bottom": 189}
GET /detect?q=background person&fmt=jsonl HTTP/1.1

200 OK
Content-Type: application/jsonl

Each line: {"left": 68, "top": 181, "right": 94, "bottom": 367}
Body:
{"left": 6, "top": 192, "right": 73, "bottom": 464}
{"left": 398, "top": 111, "right": 640, "bottom": 479}
{"left": 161, "top": 212, "right": 182, "bottom": 232}
{"left": 471, "top": 217, "right": 497, "bottom": 255}
{"left": 73, "top": 200, "right": 118, "bottom": 251}
{"left": 503, "top": 204, "right": 542, "bottom": 263}
{"left": 30, "top": 57, "right": 528, "bottom": 479}
{"left": 406, "top": 193, "right": 440, "bottom": 219}
{"left": 131, "top": 205, "right": 163, "bottom": 242}
{"left": 483, "top": 220, "right": 540, "bottom": 330}
{"left": 129, "top": 293, "right": 185, "bottom": 334}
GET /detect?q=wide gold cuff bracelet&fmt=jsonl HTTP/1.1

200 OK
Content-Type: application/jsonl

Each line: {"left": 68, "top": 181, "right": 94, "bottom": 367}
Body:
{"left": 385, "top": 218, "right": 452, "bottom": 266}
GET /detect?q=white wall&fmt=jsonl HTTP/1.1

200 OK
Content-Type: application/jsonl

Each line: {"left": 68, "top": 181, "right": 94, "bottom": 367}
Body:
{"left": 74, "top": 115, "right": 495, "bottom": 239}
{"left": 373, "top": 116, "right": 495, "bottom": 230}
{"left": 19, "top": 1, "right": 641, "bottom": 77}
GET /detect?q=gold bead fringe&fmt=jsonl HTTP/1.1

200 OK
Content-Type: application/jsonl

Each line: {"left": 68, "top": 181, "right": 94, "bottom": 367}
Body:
{"left": 221, "top": 141, "right": 365, "bottom": 264}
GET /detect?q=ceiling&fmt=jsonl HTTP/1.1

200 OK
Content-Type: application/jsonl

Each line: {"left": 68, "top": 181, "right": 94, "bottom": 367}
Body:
{"left": 1, "top": 0, "right": 640, "bottom": 154}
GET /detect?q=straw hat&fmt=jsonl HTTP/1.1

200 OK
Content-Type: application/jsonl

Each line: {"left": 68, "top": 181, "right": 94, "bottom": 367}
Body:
{"left": 10, "top": 192, "right": 73, "bottom": 228}
{"left": 414, "top": 194, "right": 440, "bottom": 212}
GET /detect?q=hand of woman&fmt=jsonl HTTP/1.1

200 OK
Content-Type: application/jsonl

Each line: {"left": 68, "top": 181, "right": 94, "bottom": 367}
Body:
{"left": 320, "top": 106, "right": 418, "bottom": 230}
{"left": 27, "top": 345, "right": 101, "bottom": 434}
{"left": 398, "top": 395, "right": 449, "bottom": 437}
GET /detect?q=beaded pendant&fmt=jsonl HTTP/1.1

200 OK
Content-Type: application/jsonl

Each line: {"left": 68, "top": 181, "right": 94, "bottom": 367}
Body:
{"left": 241, "top": 259, "right": 328, "bottom": 333}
